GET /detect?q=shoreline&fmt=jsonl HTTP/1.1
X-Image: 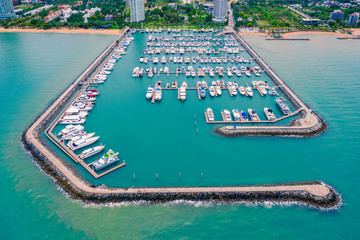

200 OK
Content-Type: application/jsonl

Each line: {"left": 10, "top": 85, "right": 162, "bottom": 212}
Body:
{"left": 238, "top": 31, "right": 355, "bottom": 38}
{"left": 0, "top": 27, "right": 123, "bottom": 35}
{"left": 21, "top": 28, "right": 340, "bottom": 209}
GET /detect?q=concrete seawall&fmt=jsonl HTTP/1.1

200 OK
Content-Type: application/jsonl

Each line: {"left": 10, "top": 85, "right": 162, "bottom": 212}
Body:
{"left": 212, "top": 33, "right": 328, "bottom": 138}
{"left": 20, "top": 29, "right": 339, "bottom": 209}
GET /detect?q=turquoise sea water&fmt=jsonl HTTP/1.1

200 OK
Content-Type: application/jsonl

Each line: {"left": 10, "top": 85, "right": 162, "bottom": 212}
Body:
{"left": 1, "top": 32, "right": 360, "bottom": 239}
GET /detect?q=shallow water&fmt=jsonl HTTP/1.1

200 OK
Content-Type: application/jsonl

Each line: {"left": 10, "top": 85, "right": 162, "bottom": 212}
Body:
{"left": 0, "top": 32, "right": 359, "bottom": 239}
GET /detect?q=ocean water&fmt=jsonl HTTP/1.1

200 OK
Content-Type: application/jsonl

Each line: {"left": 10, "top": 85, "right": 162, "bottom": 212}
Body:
{"left": 0, "top": 32, "right": 359, "bottom": 239}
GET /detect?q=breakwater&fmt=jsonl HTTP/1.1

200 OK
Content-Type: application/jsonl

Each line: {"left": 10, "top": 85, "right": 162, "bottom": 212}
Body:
{"left": 19, "top": 134, "right": 344, "bottom": 209}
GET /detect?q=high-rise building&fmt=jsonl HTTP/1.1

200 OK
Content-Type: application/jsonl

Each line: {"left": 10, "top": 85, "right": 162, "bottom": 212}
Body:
{"left": 348, "top": 12, "right": 359, "bottom": 25}
{"left": 130, "top": 0, "right": 144, "bottom": 23}
{"left": 213, "top": 0, "right": 227, "bottom": 22}
{"left": 0, "top": 0, "right": 16, "bottom": 19}
{"left": 330, "top": 10, "right": 344, "bottom": 21}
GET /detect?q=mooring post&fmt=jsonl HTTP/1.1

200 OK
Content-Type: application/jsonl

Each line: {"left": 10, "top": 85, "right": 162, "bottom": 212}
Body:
{"left": 133, "top": 173, "right": 136, "bottom": 181}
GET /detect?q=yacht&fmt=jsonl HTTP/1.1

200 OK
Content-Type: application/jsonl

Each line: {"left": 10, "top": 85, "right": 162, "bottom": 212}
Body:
{"left": 240, "top": 111, "right": 249, "bottom": 121}
{"left": 245, "top": 71, "right": 251, "bottom": 77}
{"left": 269, "top": 87, "right": 277, "bottom": 96}
{"left": 180, "top": 86, "right": 186, "bottom": 101}
{"left": 232, "top": 109, "right": 241, "bottom": 121}
{"left": 209, "top": 86, "right": 216, "bottom": 97}
{"left": 161, "top": 56, "right": 166, "bottom": 64}
{"left": 155, "top": 87, "right": 162, "bottom": 101}
{"left": 238, "top": 86, "right": 246, "bottom": 95}
{"left": 61, "top": 129, "right": 86, "bottom": 140}
{"left": 172, "top": 81, "right": 177, "bottom": 88}
{"left": 248, "top": 108, "right": 260, "bottom": 121}
{"left": 200, "top": 87, "right": 206, "bottom": 98}
{"left": 245, "top": 87, "right": 253, "bottom": 97}
{"left": 264, "top": 107, "right": 276, "bottom": 121}
{"left": 91, "top": 149, "right": 119, "bottom": 171}
{"left": 223, "top": 110, "right": 232, "bottom": 122}
{"left": 67, "top": 132, "right": 96, "bottom": 147}
{"left": 227, "top": 70, "right": 233, "bottom": 77}
{"left": 146, "top": 86, "right": 154, "bottom": 99}
{"left": 276, "top": 97, "right": 291, "bottom": 115}
{"left": 216, "top": 86, "right": 222, "bottom": 95}
{"left": 58, "top": 125, "right": 84, "bottom": 136}
{"left": 69, "top": 136, "right": 99, "bottom": 151}
{"left": 64, "top": 106, "right": 88, "bottom": 118}
{"left": 59, "top": 116, "right": 86, "bottom": 125}
{"left": 79, "top": 145, "right": 105, "bottom": 159}
{"left": 259, "top": 86, "right": 267, "bottom": 95}
{"left": 206, "top": 108, "right": 214, "bottom": 121}
{"left": 231, "top": 86, "right": 237, "bottom": 96}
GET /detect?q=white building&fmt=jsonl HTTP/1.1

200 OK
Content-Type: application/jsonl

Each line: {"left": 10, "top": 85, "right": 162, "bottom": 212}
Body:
{"left": 0, "top": 0, "right": 16, "bottom": 19}
{"left": 130, "top": 0, "right": 144, "bottom": 22}
{"left": 213, "top": 0, "right": 227, "bottom": 22}
{"left": 82, "top": 7, "right": 101, "bottom": 23}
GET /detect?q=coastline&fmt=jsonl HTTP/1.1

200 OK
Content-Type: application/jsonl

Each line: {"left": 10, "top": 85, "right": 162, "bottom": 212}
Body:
{"left": 238, "top": 31, "right": 355, "bottom": 38}
{"left": 0, "top": 27, "right": 123, "bottom": 35}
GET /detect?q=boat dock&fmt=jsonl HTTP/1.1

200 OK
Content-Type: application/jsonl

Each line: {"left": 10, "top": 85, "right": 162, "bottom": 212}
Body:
{"left": 204, "top": 109, "right": 299, "bottom": 124}
{"left": 42, "top": 29, "right": 130, "bottom": 178}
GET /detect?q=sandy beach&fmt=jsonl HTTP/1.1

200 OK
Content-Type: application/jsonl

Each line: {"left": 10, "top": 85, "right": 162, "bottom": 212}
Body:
{"left": 283, "top": 31, "right": 354, "bottom": 38}
{"left": 0, "top": 27, "right": 123, "bottom": 35}
{"left": 238, "top": 30, "right": 357, "bottom": 38}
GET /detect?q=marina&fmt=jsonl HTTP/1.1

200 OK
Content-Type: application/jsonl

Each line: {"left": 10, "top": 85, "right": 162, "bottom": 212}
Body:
{"left": 22, "top": 27, "right": 329, "bottom": 203}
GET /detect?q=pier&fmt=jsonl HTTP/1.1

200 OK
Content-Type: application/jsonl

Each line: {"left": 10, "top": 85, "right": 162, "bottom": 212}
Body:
{"left": 26, "top": 27, "right": 130, "bottom": 179}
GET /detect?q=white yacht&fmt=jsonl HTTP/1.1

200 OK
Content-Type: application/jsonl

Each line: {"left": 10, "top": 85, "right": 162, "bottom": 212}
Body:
{"left": 223, "top": 110, "right": 232, "bottom": 122}
{"left": 248, "top": 108, "right": 260, "bottom": 121}
{"left": 231, "top": 86, "right": 237, "bottom": 96}
{"left": 246, "top": 87, "right": 253, "bottom": 97}
{"left": 154, "top": 87, "right": 162, "bottom": 101}
{"left": 69, "top": 136, "right": 99, "bottom": 151}
{"left": 79, "top": 145, "right": 105, "bottom": 159}
{"left": 67, "top": 132, "right": 96, "bottom": 147}
{"left": 209, "top": 86, "right": 216, "bottom": 97}
{"left": 260, "top": 86, "right": 267, "bottom": 95}
{"left": 232, "top": 109, "right": 241, "bottom": 121}
{"left": 58, "top": 125, "right": 84, "bottom": 136}
{"left": 216, "top": 86, "right": 222, "bottom": 95}
{"left": 207, "top": 108, "right": 214, "bottom": 121}
{"left": 91, "top": 149, "right": 119, "bottom": 171}
{"left": 59, "top": 116, "right": 86, "bottom": 125}
{"left": 180, "top": 86, "right": 186, "bottom": 101}
{"left": 239, "top": 86, "right": 246, "bottom": 95}
{"left": 264, "top": 107, "right": 276, "bottom": 121}
{"left": 146, "top": 86, "right": 154, "bottom": 99}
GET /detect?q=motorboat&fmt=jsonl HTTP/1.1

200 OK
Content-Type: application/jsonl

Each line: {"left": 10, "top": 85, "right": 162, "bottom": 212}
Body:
{"left": 67, "top": 132, "right": 96, "bottom": 147}
{"left": 223, "top": 109, "right": 232, "bottom": 121}
{"left": 248, "top": 108, "right": 260, "bottom": 121}
{"left": 259, "top": 86, "right": 267, "bottom": 95}
{"left": 146, "top": 86, "right": 154, "bottom": 99}
{"left": 240, "top": 111, "right": 248, "bottom": 121}
{"left": 238, "top": 86, "right": 245, "bottom": 95}
{"left": 59, "top": 116, "right": 86, "bottom": 125}
{"left": 58, "top": 125, "right": 84, "bottom": 136}
{"left": 200, "top": 87, "right": 206, "bottom": 98}
{"left": 276, "top": 97, "right": 291, "bottom": 115}
{"left": 269, "top": 87, "right": 277, "bottom": 96}
{"left": 209, "top": 86, "right": 215, "bottom": 97}
{"left": 69, "top": 136, "right": 99, "bottom": 151}
{"left": 206, "top": 108, "right": 214, "bottom": 121}
{"left": 232, "top": 109, "right": 241, "bottom": 121}
{"left": 91, "top": 149, "right": 119, "bottom": 171}
{"left": 216, "top": 86, "right": 222, "bottom": 95}
{"left": 264, "top": 107, "right": 276, "bottom": 121}
{"left": 245, "top": 87, "right": 253, "bottom": 97}
{"left": 154, "top": 87, "right": 162, "bottom": 101}
{"left": 79, "top": 145, "right": 105, "bottom": 159}
{"left": 180, "top": 86, "right": 186, "bottom": 101}
{"left": 231, "top": 86, "right": 237, "bottom": 96}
